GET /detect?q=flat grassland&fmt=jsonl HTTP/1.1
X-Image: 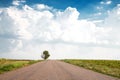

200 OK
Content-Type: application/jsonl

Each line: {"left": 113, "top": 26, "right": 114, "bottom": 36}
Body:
{"left": 63, "top": 59, "right": 120, "bottom": 78}
{"left": 0, "top": 58, "right": 40, "bottom": 74}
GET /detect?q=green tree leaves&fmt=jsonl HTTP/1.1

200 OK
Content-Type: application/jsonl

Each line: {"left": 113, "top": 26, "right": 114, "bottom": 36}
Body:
{"left": 41, "top": 50, "right": 50, "bottom": 60}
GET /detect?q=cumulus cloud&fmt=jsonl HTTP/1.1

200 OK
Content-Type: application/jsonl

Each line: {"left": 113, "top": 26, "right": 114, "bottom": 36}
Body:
{"left": 0, "top": 3, "right": 120, "bottom": 59}
{"left": 99, "top": 4, "right": 120, "bottom": 45}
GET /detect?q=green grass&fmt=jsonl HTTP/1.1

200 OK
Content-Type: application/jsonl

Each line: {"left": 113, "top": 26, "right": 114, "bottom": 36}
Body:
{"left": 63, "top": 59, "right": 120, "bottom": 78}
{"left": 0, "top": 58, "right": 41, "bottom": 74}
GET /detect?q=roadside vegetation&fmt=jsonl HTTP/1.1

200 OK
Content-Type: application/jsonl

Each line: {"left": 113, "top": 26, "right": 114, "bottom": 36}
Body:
{"left": 0, "top": 58, "right": 41, "bottom": 74}
{"left": 63, "top": 59, "right": 120, "bottom": 78}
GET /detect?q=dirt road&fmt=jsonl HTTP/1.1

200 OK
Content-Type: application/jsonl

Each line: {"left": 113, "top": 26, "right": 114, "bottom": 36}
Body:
{"left": 0, "top": 60, "right": 119, "bottom": 80}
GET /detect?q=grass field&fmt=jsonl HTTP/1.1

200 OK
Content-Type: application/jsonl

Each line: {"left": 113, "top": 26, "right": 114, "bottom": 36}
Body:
{"left": 0, "top": 58, "right": 41, "bottom": 74}
{"left": 63, "top": 59, "right": 120, "bottom": 78}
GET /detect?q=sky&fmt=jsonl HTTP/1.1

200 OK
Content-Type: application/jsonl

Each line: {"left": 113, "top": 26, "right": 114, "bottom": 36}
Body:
{"left": 0, "top": 0, "right": 120, "bottom": 60}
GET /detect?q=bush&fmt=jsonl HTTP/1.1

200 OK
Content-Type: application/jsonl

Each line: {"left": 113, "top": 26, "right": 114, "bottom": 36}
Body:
{"left": 0, "top": 64, "right": 15, "bottom": 71}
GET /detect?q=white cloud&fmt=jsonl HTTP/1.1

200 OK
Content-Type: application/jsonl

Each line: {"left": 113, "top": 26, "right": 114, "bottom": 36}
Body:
{"left": 12, "top": 0, "right": 26, "bottom": 6}
{"left": 100, "top": 1, "right": 104, "bottom": 4}
{"left": 118, "top": 4, "right": 120, "bottom": 7}
{"left": 100, "top": 0, "right": 112, "bottom": 5}
{"left": 12, "top": 1, "right": 19, "bottom": 6}
{"left": 93, "top": 12, "right": 102, "bottom": 16}
{"left": 106, "top": 1, "right": 112, "bottom": 5}
{"left": 0, "top": 3, "right": 120, "bottom": 59}
{"left": 35, "top": 4, "right": 52, "bottom": 10}
{"left": 101, "top": 5, "right": 120, "bottom": 43}
{"left": 96, "top": 6, "right": 103, "bottom": 10}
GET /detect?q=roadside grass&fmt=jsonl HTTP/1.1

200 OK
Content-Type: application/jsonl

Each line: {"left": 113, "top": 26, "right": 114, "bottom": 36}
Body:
{"left": 63, "top": 59, "right": 120, "bottom": 78}
{"left": 0, "top": 58, "right": 41, "bottom": 74}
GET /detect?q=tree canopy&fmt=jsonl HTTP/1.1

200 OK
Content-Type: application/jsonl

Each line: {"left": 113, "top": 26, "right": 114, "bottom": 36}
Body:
{"left": 41, "top": 50, "right": 50, "bottom": 60}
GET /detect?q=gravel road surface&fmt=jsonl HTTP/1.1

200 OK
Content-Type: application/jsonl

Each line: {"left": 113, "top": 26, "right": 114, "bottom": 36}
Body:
{"left": 0, "top": 60, "right": 119, "bottom": 80}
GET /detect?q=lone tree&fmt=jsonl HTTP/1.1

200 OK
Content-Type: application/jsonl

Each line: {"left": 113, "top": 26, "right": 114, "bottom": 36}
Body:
{"left": 41, "top": 50, "right": 50, "bottom": 60}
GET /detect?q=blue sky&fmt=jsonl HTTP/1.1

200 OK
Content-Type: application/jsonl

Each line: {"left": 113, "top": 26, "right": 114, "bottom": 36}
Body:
{"left": 0, "top": 0, "right": 120, "bottom": 59}
{"left": 1, "top": 0, "right": 120, "bottom": 19}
